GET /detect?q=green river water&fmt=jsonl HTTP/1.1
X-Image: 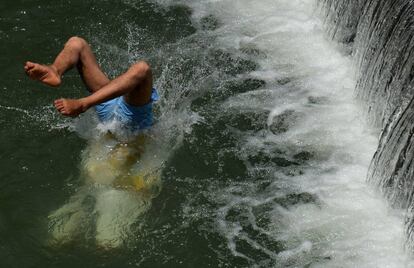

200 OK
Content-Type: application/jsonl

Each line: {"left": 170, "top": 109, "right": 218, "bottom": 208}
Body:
{"left": 2, "top": 0, "right": 413, "bottom": 267}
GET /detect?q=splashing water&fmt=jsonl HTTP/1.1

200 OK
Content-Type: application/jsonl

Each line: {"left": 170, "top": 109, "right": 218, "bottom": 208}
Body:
{"left": 10, "top": 0, "right": 414, "bottom": 265}
{"left": 137, "top": 0, "right": 414, "bottom": 266}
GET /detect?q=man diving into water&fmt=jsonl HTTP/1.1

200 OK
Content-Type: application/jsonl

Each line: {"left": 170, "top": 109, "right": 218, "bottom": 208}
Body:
{"left": 24, "top": 36, "right": 158, "bottom": 131}
{"left": 24, "top": 37, "right": 161, "bottom": 248}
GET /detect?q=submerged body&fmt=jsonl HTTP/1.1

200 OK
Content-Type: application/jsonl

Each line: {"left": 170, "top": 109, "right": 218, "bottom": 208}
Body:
{"left": 25, "top": 37, "right": 162, "bottom": 248}
{"left": 48, "top": 132, "right": 162, "bottom": 248}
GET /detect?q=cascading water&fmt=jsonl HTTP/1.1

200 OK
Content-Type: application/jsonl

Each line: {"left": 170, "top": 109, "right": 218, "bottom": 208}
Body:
{"left": 320, "top": 0, "right": 414, "bottom": 250}
{"left": 3, "top": 0, "right": 414, "bottom": 266}
{"left": 132, "top": 0, "right": 414, "bottom": 266}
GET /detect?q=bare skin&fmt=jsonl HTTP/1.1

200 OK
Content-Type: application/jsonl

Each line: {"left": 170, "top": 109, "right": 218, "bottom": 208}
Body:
{"left": 24, "top": 36, "right": 153, "bottom": 117}
{"left": 25, "top": 63, "right": 61, "bottom": 87}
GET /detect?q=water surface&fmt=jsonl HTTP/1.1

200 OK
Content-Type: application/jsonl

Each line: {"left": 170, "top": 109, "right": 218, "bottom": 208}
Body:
{"left": 1, "top": 0, "right": 413, "bottom": 267}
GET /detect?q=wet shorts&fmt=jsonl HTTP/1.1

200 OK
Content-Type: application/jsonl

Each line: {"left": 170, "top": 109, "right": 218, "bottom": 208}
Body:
{"left": 94, "top": 88, "right": 159, "bottom": 131}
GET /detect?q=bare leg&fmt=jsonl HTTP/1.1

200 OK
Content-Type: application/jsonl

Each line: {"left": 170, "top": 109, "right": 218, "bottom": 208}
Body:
{"left": 25, "top": 36, "right": 153, "bottom": 117}
{"left": 24, "top": 36, "right": 110, "bottom": 92}
{"left": 54, "top": 61, "right": 153, "bottom": 117}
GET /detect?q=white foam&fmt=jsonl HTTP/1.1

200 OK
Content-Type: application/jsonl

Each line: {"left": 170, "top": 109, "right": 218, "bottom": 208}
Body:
{"left": 167, "top": 0, "right": 414, "bottom": 266}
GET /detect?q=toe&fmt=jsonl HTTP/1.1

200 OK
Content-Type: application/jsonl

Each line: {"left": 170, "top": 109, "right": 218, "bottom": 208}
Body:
{"left": 25, "top": 61, "right": 35, "bottom": 69}
{"left": 27, "top": 69, "right": 35, "bottom": 78}
{"left": 54, "top": 99, "right": 64, "bottom": 110}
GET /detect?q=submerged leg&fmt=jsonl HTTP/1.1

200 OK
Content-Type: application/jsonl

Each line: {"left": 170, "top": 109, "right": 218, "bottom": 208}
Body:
{"left": 48, "top": 188, "right": 93, "bottom": 246}
{"left": 94, "top": 188, "right": 150, "bottom": 248}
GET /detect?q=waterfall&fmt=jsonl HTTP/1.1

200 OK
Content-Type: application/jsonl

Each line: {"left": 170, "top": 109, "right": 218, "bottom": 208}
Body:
{"left": 320, "top": 0, "right": 414, "bottom": 247}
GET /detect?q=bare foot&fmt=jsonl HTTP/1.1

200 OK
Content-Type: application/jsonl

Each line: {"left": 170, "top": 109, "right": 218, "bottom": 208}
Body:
{"left": 24, "top": 61, "right": 61, "bottom": 87}
{"left": 54, "top": 98, "right": 88, "bottom": 117}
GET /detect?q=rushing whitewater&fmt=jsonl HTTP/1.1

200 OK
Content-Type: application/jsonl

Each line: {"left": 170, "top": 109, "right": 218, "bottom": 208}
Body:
{"left": 8, "top": 0, "right": 414, "bottom": 266}
{"left": 122, "top": 0, "right": 414, "bottom": 266}
{"left": 320, "top": 0, "right": 414, "bottom": 251}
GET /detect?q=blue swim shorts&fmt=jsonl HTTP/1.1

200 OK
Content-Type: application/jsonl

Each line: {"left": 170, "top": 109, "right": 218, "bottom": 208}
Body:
{"left": 94, "top": 88, "right": 159, "bottom": 131}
